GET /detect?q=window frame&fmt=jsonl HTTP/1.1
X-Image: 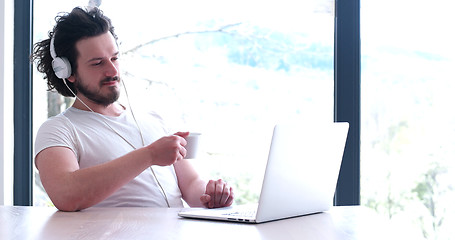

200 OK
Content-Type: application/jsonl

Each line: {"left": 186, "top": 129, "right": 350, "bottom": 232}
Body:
{"left": 13, "top": 0, "right": 34, "bottom": 206}
{"left": 334, "top": 0, "right": 361, "bottom": 206}
{"left": 13, "top": 0, "right": 361, "bottom": 206}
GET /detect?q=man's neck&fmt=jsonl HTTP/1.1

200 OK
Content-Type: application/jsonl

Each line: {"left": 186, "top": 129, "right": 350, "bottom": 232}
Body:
{"left": 71, "top": 98, "right": 124, "bottom": 117}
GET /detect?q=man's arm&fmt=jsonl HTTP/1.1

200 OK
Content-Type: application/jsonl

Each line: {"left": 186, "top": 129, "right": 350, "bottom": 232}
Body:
{"left": 174, "top": 159, "right": 234, "bottom": 208}
{"left": 36, "top": 135, "right": 186, "bottom": 212}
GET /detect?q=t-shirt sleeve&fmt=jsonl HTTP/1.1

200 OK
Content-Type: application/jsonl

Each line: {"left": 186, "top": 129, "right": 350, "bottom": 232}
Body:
{"left": 34, "top": 115, "right": 79, "bottom": 159}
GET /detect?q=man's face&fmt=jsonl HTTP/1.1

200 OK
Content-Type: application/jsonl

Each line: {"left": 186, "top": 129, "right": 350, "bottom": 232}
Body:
{"left": 68, "top": 32, "right": 121, "bottom": 106}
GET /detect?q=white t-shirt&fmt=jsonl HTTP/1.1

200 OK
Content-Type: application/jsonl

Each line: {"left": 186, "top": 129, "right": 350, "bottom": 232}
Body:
{"left": 34, "top": 107, "right": 184, "bottom": 208}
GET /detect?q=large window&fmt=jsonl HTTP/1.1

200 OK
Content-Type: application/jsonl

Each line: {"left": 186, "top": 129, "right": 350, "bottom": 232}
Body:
{"left": 33, "top": 1, "right": 335, "bottom": 206}
{"left": 361, "top": 0, "right": 455, "bottom": 239}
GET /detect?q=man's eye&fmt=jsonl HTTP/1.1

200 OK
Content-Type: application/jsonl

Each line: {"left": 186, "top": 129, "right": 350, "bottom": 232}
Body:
{"left": 93, "top": 61, "right": 102, "bottom": 66}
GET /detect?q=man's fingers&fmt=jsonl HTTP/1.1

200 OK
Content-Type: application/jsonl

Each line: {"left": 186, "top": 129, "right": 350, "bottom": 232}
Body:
{"left": 204, "top": 179, "right": 235, "bottom": 208}
{"left": 205, "top": 180, "right": 216, "bottom": 208}
{"left": 215, "top": 181, "right": 224, "bottom": 204}
{"left": 173, "top": 132, "right": 190, "bottom": 140}
{"left": 225, "top": 187, "right": 234, "bottom": 206}
{"left": 219, "top": 185, "right": 231, "bottom": 205}
{"left": 200, "top": 194, "right": 211, "bottom": 208}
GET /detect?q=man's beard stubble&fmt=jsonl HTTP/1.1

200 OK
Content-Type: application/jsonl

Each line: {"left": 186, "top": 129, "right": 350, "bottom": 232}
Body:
{"left": 74, "top": 76, "right": 121, "bottom": 107}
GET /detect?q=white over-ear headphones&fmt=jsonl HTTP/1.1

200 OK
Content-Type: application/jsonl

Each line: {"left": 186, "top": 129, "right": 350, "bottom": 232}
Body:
{"left": 50, "top": 36, "right": 72, "bottom": 79}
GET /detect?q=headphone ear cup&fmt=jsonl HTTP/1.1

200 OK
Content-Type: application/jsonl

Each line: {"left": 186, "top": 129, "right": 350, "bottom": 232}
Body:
{"left": 52, "top": 56, "right": 72, "bottom": 79}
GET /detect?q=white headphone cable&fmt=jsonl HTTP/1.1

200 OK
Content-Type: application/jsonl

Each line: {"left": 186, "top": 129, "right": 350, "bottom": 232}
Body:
{"left": 63, "top": 78, "right": 171, "bottom": 207}
{"left": 120, "top": 78, "right": 171, "bottom": 208}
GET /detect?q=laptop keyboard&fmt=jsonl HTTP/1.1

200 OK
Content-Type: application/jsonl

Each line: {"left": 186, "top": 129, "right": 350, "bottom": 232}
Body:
{"left": 222, "top": 209, "right": 257, "bottom": 218}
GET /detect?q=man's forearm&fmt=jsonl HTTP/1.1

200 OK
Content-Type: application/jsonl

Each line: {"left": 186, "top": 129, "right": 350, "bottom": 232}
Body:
{"left": 38, "top": 147, "right": 152, "bottom": 211}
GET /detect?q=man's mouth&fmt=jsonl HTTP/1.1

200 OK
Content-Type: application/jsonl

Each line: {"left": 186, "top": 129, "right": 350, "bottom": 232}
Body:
{"left": 101, "top": 77, "right": 120, "bottom": 86}
{"left": 102, "top": 81, "right": 118, "bottom": 86}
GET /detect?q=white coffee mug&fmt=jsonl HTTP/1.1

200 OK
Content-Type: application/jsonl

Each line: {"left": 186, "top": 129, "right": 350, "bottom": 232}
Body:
{"left": 184, "top": 133, "right": 201, "bottom": 159}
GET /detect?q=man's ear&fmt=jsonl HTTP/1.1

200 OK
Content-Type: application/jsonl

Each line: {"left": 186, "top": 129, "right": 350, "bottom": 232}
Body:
{"left": 67, "top": 75, "right": 76, "bottom": 83}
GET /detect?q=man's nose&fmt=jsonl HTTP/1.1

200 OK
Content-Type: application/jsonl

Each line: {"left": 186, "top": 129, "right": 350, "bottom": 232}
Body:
{"left": 105, "top": 61, "right": 118, "bottom": 77}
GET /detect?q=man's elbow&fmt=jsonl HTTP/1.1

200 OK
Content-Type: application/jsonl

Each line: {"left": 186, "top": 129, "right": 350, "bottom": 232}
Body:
{"left": 50, "top": 196, "right": 86, "bottom": 212}
{"left": 54, "top": 203, "right": 82, "bottom": 212}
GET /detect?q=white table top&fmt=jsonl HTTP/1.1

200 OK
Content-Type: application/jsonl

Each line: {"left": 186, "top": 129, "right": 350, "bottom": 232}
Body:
{"left": 0, "top": 205, "right": 417, "bottom": 240}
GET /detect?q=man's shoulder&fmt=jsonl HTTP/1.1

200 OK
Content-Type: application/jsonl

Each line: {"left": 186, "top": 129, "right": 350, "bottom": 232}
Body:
{"left": 34, "top": 110, "right": 79, "bottom": 158}
{"left": 44, "top": 109, "right": 69, "bottom": 121}
{"left": 39, "top": 110, "right": 74, "bottom": 130}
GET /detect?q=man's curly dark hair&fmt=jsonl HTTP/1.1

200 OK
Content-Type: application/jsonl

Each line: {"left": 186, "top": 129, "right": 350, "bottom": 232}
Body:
{"left": 31, "top": 7, "right": 118, "bottom": 97}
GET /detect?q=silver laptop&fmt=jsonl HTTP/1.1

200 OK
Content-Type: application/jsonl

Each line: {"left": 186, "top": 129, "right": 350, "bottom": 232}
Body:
{"left": 178, "top": 122, "right": 349, "bottom": 223}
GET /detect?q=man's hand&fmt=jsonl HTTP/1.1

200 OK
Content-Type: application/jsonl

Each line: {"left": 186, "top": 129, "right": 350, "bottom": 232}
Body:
{"left": 148, "top": 132, "right": 190, "bottom": 166}
{"left": 200, "top": 179, "right": 234, "bottom": 208}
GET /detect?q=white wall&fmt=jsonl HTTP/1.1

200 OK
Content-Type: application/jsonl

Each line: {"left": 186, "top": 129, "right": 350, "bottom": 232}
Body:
{"left": 0, "top": 0, "right": 14, "bottom": 205}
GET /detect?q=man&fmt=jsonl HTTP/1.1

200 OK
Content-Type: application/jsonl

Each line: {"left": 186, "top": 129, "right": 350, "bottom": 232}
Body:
{"left": 31, "top": 7, "right": 234, "bottom": 211}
